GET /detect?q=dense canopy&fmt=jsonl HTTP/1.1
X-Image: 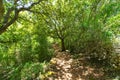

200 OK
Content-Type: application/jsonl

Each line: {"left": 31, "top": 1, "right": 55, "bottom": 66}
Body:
{"left": 0, "top": 0, "right": 120, "bottom": 80}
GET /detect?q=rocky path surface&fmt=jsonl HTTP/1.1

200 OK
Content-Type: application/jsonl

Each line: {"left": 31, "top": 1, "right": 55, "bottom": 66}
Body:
{"left": 46, "top": 44, "right": 106, "bottom": 80}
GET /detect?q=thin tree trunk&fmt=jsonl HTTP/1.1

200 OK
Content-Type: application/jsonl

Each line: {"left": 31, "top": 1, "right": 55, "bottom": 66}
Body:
{"left": 0, "top": 0, "right": 4, "bottom": 21}
{"left": 61, "top": 38, "right": 65, "bottom": 51}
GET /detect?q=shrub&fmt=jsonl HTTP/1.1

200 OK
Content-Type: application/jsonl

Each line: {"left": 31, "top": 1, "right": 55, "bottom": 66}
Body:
{"left": 21, "top": 62, "right": 47, "bottom": 80}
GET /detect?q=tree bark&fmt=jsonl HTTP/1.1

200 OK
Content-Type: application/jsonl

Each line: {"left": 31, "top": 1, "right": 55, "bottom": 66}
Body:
{"left": 0, "top": 0, "right": 4, "bottom": 21}
{"left": 61, "top": 38, "right": 65, "bottom": 51}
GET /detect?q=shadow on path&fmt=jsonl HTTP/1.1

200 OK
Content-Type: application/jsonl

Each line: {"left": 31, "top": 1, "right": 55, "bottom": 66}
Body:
{"left": 46, "top": 44, "right": 105, "bottom": 80}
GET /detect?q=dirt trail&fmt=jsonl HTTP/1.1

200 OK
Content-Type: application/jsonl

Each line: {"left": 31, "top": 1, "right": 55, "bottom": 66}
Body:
{"left": 46, "top": 44, "right": 105, "bottom": 80}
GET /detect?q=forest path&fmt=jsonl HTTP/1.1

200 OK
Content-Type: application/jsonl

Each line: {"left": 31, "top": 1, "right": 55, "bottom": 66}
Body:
{"left": 46, "top": 44, "right": 106, "bottom": 80}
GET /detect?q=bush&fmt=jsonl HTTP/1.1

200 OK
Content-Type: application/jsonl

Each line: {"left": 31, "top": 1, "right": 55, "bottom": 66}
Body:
{"left": 21, "top": 62, "right": 47, "bottom": 80}
{"left": 110, "top": 54, "right": 120, "bottom": 70}
{"left": 65, "top": 26, "right": 114, "bottom": 59}
{"left": 0, "top": 65, "right": 22, "bottom": 80}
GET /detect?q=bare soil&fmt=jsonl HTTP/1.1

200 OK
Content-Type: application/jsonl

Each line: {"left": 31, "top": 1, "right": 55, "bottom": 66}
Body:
{"left": 46, "top": 44, "right": 108, "bottom": 80}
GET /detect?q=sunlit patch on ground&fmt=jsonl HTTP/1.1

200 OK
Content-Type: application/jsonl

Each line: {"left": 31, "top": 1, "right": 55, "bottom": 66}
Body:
{"left": 45, "top": 44, "right": 105, "bottom": 80}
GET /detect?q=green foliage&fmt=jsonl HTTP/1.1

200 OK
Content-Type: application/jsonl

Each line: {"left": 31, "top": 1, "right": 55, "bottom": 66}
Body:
{"left": 0, "top": 12, "right": 54, "bottom": 80}
{"left": 34, "top": 26, "right": 52, "bottom": 62}
{"left": 64, "top": 0, "right": 115, "bottom": 58}
{"left": 0, "top": 64, "right": 22, "bottom": 80}
{"left": 0, "top": 0, "right": 120, "bottom": 79}
{"left": 106, "top": 14, "right": 120, "bottom": 34}
{"left": 21, "top": 62, "right": 47, "bottom": 80}
{"left": 0, "top": 62, "right": 48, "bottom": 80}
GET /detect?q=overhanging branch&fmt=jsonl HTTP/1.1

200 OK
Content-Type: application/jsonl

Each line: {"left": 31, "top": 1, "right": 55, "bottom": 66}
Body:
{"left": 0, "top": 0, "right": 43, "bottom": 34}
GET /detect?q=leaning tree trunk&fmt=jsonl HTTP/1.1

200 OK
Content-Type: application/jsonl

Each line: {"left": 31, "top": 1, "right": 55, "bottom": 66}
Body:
{"left": 0, "top": 0, "right": 4, "bottom": 21}
{"left": 61, "top": 38, "right": 65, "bottom": 51}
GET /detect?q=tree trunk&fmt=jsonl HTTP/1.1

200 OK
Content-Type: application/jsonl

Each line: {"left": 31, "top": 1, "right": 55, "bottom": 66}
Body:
{"left": 61, "top": 38, "right": 65, "bottom": 51}
{"left": 0, "top": 0, "right": 4, "bottom": 21}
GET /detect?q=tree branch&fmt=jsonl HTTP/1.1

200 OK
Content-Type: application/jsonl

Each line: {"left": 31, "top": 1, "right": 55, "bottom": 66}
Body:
{"left": 0, "top": 0, "right": 43, "bottom": 34}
